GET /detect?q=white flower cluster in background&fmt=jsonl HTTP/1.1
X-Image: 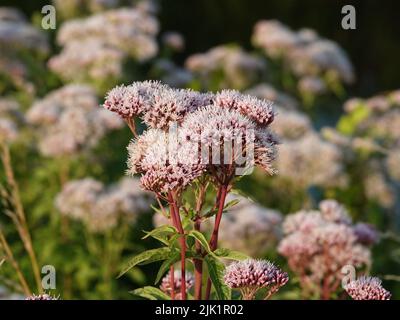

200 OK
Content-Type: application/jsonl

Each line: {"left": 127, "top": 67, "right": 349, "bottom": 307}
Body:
{"left": 53, "top": 0, "right": 159, "bottom": 19}
{"left": 270, "top": 106, "right": 346, "bottom": 189}
{"left": 185, "top": 45, "right": 266, "bottom": 90}
{"left": 323, "top": 90, "right": 400, "bottom": 209}
{"left": 0, "top": 7, "right": 48, "bottom": 91}
{"left": 342, "top": 90, "right": 400, "bottom": 146}
{"left": 245, "top": 84, "right": 299, "bottom": 111}
{"left": 26, "top": 84, "right": 123, "bottom": 157}
{"left": 0, "top": 98, "right": 23, "bottom": 143}
{"left": 216, "top": 194, "right": 283, "bottom": 257}
{"left": 49, "top": 6, "right": 159, "bottom": 85}
{"left": 55, "top": 177, "right": 153, "bottom": 232}
{"left": 252, "top": 20, "right": 354, "bottom": 94}
{"left": 278, "top": 199, "right": 377, "bottom": 298}
{"left": 153, "top": 59, "right": 193, "bottom": 88}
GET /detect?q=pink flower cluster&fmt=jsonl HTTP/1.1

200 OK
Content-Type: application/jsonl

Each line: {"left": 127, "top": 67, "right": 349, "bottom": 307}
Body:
{"left": 160, "top": 270, "right": 194, "bottom": 299}
{"left": 345, "top": 276, "right": 391, "bottom": 300}
{"left": 224, "top": 259, "right": 288, "bottom": 299}
{"left": 104, "top": 81, "right": 278, "bottom": 193}
{"left": 25, "top": 294, "right": 58, "bottom": 300}
{"left": 55, "top": 177, "right": 153, "bottom": 233}
{"left": 278, "top": 199, "right": 377, "bottom": 299}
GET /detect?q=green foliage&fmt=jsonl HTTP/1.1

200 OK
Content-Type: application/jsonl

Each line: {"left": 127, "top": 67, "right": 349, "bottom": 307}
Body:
{"left": 131, "top": 286, "right": 171, "bottom": 300}
{"left": 118, "top": 247, "right": 173, "bottom": 278}
{"left": 204, "top": 255, "right": 231, "bottom": 300}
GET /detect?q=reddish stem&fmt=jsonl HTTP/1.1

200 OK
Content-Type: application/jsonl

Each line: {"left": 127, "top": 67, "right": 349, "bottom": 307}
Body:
{"left": 194, "top": 218, "right": 203, "bottom": 300}
{"left": 205, "top": 184, "right": 229, "bottom": 299}
{"left": 168, "top": 192, "right": 187, "bottom": 300}
{"left": 169, "top": 265, "right": 175, "bottom": 300}
{"left": 168, "top": 206, "right": 176, "bottom": 300}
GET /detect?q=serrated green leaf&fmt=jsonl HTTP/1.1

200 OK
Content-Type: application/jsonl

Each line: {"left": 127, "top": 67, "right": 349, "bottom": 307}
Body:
{"left": 204, "top": 255, "right": 231, "bottom": 300}
{"left": 154, "top": 251, "right": 180, "bottom": 284}
{"left": 118, "top": 247, "right": 171, "bottom": 278}
{"left": 214, "top": 248, "right": 249, "bottom": 261}
{"left": 131, "top": 286, "right": 171, "bottom": 300}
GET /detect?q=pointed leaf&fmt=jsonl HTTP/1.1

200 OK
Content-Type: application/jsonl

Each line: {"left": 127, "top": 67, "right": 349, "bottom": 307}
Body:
{"left": 131, "top": 286, "right": 171, "bottom": 300}
{"left": 204, "top": 255, "right": 231, "bottom": 300}
{"left": 223, "top": 199, "right": 240, "bottom": 211}
{"left": 214, "top": 248, "right": 249, "bottom": 261}
{"left": 188, "top": 230, "right": 215, "bottom": 257}
{"left": 154, "top": 251, "right": 180, "bottom": 284}
{"left": 142, "top": 225, "right": 176, "bottom": 239}
{"left": 118, "top": 247, "right": 171, "bottom": 278}
{"left": 142, "top": 225, "right": 177, "bottom": 245}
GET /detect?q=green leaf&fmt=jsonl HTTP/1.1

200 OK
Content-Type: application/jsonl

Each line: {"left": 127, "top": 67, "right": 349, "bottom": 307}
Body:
{"left": 214, "top": 248, "right": 249, "bottom": 261}
{"left": 203, "top": 207, "right": 218, "bottom": 219}
{"left": 230, "top": 189, "right": 255, "bottom": 203}
{"left": 223, "top": 199, "right": 240, "bottom": 211}
{"left": 131, "top": 286, "right": 171, "bottom": 300}
{"left": 204, "top": 255, "right": 231, "bottom": 300}
{"left": 154, "top": 251, "right": 180, "bottom": 284}
{"left": 142, "top": 225, "right": 176, "bottom": 239}
{"left": 118, "top": 247, "right": 171, "bottom": 278}
{"left": 203, "top": 199, "right": 240, "bottom": 219}
{"left": 168, "top": 233, "right": 181, "bottom": 250}
{"left": 142, "top": 225, "right": 177, "bottom": 245}
{"left": 126, "top": 267, "right": 147, "bottom": 285}
{"left": 188, "top": 230, "right": 215, "bottom": 256}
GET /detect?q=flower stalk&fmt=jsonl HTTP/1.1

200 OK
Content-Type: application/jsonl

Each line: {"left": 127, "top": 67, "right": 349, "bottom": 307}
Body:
{"left": 168, "top": 191, "right": 187, "bottom": 300}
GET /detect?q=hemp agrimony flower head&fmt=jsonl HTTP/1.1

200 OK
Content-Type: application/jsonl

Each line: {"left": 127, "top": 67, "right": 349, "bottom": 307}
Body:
{"left": 181, "top": 105, "right": 278, "bottom": 177}
{"left": 224, "top": 259, "right": 288, "bottom": 300}
{"left": 128, "top": 129, "right": 206, "bottom": 193}
{"left": 345, "top": 276, "right": 391, "bottom": 300}
{"left": 25, "top": 294, "right": 58, "bottom": 300}
{"left": 140, "top": 131, "right": 206, "bottom": 193}
{"left": 278, "top": 200, "right": 373, "bottom": 299}
{"left": 142, "top": 88, "right": 210, "bottom": 130}
{"left": 103, "top": 80, "right": 168, "bottom": 119}
{"left": 107, "top": 80, "right": 278, "bottom": 190}
{"left": 214, "top": 89, "right": 275, "bottom": 126}
{"left": 160, "top": 270, "right": 194, "bottom": 299}
{"left": 104, "top": 81, "right": 212, "bottom": 130}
